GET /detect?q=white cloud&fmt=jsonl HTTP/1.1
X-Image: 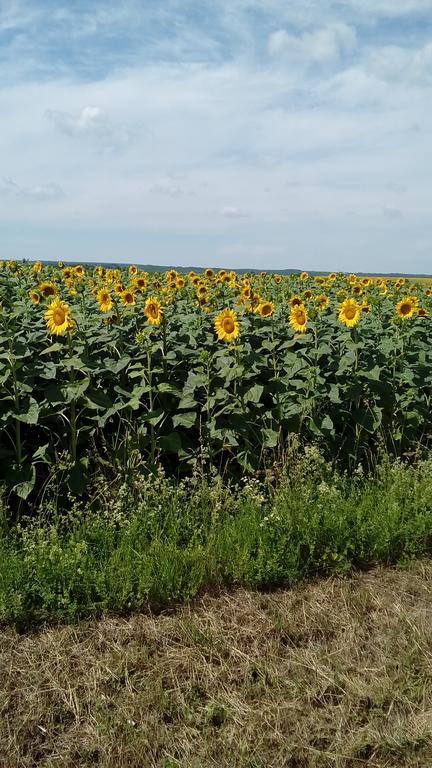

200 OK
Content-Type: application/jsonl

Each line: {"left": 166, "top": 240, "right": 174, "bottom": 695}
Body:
{"left": 0, "top": 1, "right": 432, "bottom": 271}
{"left": 383, "top": 205, "right": 403, "bottom": 219}
{"left": 0, "top": 177, "right": 65, "bottom": 200}
{"left": 367, "top": 41, "right": 432, "bottom": 85}
{"left": 219, "top": 206, "right": 248, "bottom": 218}
{"left": 268, "top": 23, "right": 357, "bottom": 65}
{"left": 150, "top": 183, "right": 190, "bottom": 198}
{"left": 45, "top": 105, "right": 130, "bottom": 150}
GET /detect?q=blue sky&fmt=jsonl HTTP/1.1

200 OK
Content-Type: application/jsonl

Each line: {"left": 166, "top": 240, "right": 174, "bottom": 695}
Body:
{"left": 1, "top": 0, "right": 432, "bottom": 271}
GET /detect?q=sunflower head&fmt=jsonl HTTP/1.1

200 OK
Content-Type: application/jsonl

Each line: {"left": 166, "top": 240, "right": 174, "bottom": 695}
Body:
{"left": 289, "top": 303, "right": 308, "bottom": 333}
{"left": 316, "top": 294, "right": 330, "bottom": 311}
{"left": 144, "top": 296, "right": 163, "bottom": 326}
{"left": 214, "top": 308, "right": 240, "bottom": 342}
{"left": 303, "top": 289, "right": 313, "bottom": 299}
{"left": 274, "top": 275, "right": 282, "bottom": 285}
{"left": 300, "top": 271, "right": 309, "bottom": 281}
{"left": 38, "top": 281, "right": 58, "bottom": 299}
{"left": 129, "top": 265, "right": 138, "bottom": 276}
{"left": 396, "top": 297, "right": 416, "bottom": 319}
{"left": 257, "top": 301, "right": 275, "bottom": 318}
{"left": 120, "top": 289, "right": 136, "bottom": 306}
{"left": 33, "top": 261, "right": 43, "bottom": 274}
{"left": 339, "top": 298, "right": 361, "bottom": 328}
{"left": 133, "top": 276, "right": 148, "bottom": 291}
{"left": 289, "top": 295, "right": 302, "bottom": 308}
{"left": 205, "top": 268, "right": 214, "bottom": 279}
{"left": 29, "top": 290, "right": 40, "bottom": 305}
{"left": 97, "top": 288, "right": 113, "bottom": 313}
{"left": 45, "top": 298, "right": 73, "bottom": 336}
{"left": 74, "top": 265, "right": 85, "bottom": 278}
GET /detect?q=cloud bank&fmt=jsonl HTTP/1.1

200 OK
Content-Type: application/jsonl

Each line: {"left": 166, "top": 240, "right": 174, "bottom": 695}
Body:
{"left": 0, "top": 0, "right": 431, "bottom": 271}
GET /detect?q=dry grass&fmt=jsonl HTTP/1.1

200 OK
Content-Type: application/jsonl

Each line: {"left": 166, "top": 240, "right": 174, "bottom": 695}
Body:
{"left": 1, "top": 563, "right": 432, "bottom": 768}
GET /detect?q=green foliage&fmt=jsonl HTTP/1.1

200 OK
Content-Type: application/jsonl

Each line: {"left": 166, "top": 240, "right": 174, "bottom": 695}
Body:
{"left": 1, "top": 452, "right": 432, "bottom": 627}
{"left": 1, "top": 263, "right": 432, "bottom": 502}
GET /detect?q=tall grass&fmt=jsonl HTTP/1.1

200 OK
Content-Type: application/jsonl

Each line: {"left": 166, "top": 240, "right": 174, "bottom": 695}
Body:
{"left": 1, "top": 450, "right": 432, "bottom": 627}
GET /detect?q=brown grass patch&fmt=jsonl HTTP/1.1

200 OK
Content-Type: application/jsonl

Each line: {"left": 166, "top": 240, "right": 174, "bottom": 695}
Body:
{"left": 1, "top": 563, "right": 432, "bottom": 767}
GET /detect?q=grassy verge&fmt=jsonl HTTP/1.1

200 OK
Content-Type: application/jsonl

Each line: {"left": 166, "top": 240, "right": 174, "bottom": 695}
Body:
{"left": 1, "top": 563, "right": 432, "bottom": 767}
{"left": 1, "top": 451, "right": 432, "bottom": 626}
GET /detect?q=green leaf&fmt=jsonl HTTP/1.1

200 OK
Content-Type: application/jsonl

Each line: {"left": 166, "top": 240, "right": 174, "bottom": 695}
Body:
{"left": 173, "top": 411, "right": 196, "bottom": 429}
{"left": 159, "top": 431, "right": 182, "bottom": 453}
{"left": 244, "top": 384, "right": 264, "bottom": 404}
{"left": 68, "top": 461, "right": 87, "bottom": 496}
{"left": 262, "top": 428, "right": 279, "bottom": 448}
{"left": 321, "top": 415, "right": 334, "bottom": 434}
{"left": 12, "top": 465, "right": 36, "bottom": 500}
{"left": 14, "top": 397, "right": 39, "bottom": 425}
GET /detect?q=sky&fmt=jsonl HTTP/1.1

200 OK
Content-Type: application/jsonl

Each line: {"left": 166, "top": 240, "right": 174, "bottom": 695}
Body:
{"left": 1, "top": 0, "right": 432, "bottom": 272}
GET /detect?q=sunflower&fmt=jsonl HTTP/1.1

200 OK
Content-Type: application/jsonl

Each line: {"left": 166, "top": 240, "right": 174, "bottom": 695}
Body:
{"left": 114, "top": 283, "right": 124, "bottom": 295}
{"left": 417, "top": 307, "right": 429, "bottom": 318}
{"left": 74, "top": 265, "right": 85, "bottom": 277}
{"left": 339, "top": 298, "right": 361, "bottom": 328}
{"left": 29, "top": 290, "right": 40, "bottom": 304}
{"left": 129, "top": 265, "right": 138, "bottom": 276}
{"left": 289, "top": 303, "right": 308, "bottom": 333}
{"left": 62, "top": 267, "right": 73, "bottom": 280}
{"left": 361, "top": 300, "right": 371, "bottom": 313}
{"left": 176, "top": 276, "right": 185, "bottom": 289}
{"left": 214, "top": 308, "right": 240, "bottom": 342}
{"left": 328, "top": 272, "right": 337, "bottom": 281}
{"left": 65, "top": 279, "right": 77, "bottom": 296}
{"left": 144, "top": 296, "right": 163, "bottom": 326}
{"left": 33, "top": 261, "right": 42, "bottom": 274}
{"left": 300, "top": 271, "right": 309, "bottom": 281}
{"left": 97, "top": 288, "right": 113, "bottom": 313}
{"left": 352, "top": 284, "right": 363, "bottom": 296}
{"left": 303, "top": 289, "right": 313, "bottom": 299}
{"left": 133, "top": 276, "right": 148, "bottom": 291}
{"left": 396, "top": 297, "right": 417, "bottom": 319}
{"left": 289, "top": 295, "right": 302, "bottom": 308}
{"left": 120, "top": 289, "right": 135, "bottom": 306}
{"left": 274, "top": 275, "right": 282, "bottom": 285}
{"left": 95, "top": 266, "right": 105, "bottom": 277}
{"left": 205, "top": 268, "right": 214, "bottom": 278}
{"left": 45, "top": 298, "right": 73, "bottom": 336}
{"left": 316, "top": 294, "right": 330, "bottom": 311}
{"left": 38, "top": 281, "right": 57, "bottom": 299}
{"left": 257, "top": 301, "right": 275, "bottom": 318}
{"left": 197, "top": 284, "right": 208, "bottom": 297}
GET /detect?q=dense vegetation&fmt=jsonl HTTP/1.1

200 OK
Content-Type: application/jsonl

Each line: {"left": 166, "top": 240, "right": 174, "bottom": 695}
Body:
{"left": 0, "top": 260, "right": 431, "bottom": 506}
{"left": 1, "top": 452, "right": 432, "bottom": 626}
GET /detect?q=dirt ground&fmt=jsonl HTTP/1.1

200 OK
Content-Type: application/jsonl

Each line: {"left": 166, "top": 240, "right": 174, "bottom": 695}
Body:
{"left": 1, "top": 562, "right": 432, "bottom": 767}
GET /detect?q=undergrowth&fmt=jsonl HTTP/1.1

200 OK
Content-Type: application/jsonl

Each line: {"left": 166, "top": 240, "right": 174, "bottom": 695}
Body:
{"left": 1, "top": 448, "right": 432, "bottom": 627}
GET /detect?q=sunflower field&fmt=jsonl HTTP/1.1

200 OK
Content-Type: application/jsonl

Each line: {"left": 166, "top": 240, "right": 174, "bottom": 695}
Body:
{"left": 0, "top": 259, "right": 431, "bottom": 503}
